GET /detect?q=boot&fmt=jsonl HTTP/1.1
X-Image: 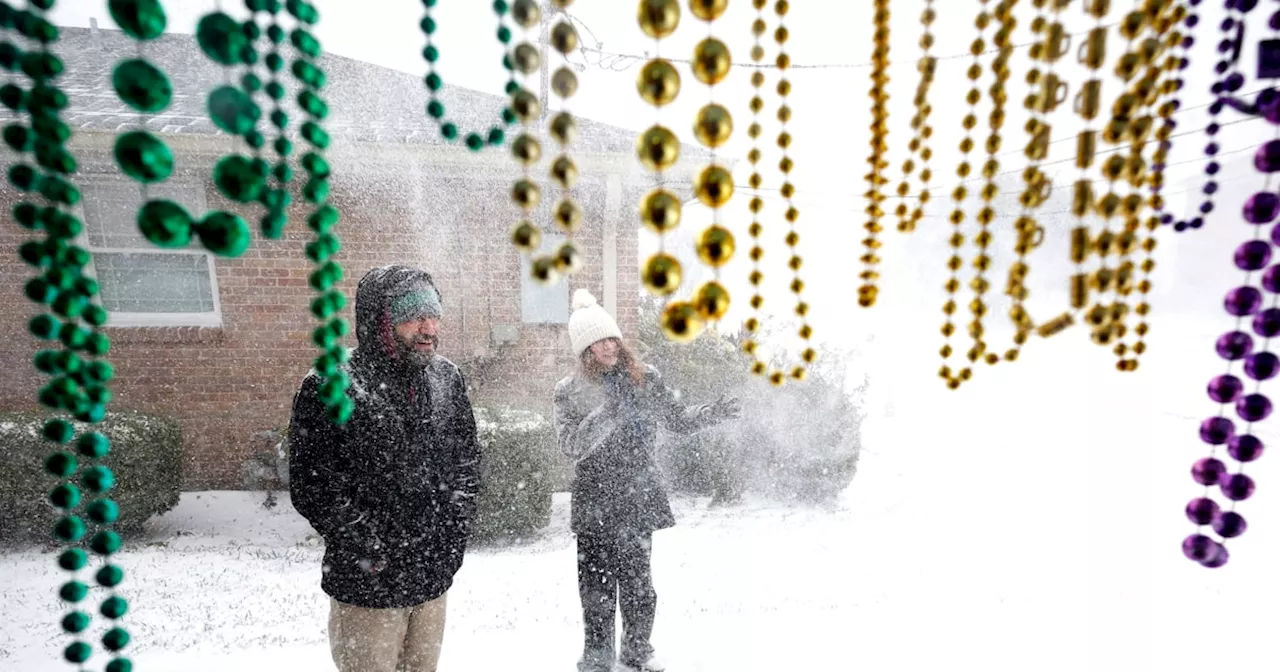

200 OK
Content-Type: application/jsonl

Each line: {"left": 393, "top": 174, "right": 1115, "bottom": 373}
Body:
{"left": 577, "top": 647, "right": 614, "bottom": 672}
{"left": 618, "top": 650, "right": 665, "bottom": 671}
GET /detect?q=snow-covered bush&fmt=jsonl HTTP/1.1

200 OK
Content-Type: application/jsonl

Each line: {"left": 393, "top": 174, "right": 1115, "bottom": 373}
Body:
{"left": 0, "top": 410, "right": 182, "bottom": 543}
{"left": 471, "top": 407, "right": 556, "bottom": 543}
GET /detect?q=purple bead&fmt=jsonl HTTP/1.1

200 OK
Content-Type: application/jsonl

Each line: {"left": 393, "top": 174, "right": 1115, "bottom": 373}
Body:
{"left": 1207, "top": 163, "right": 1220, "bottom": 175}
{"left": 1175, "top": 222, "right": 1189, "bottom": 232}
{"left": 1236, "top": 0, "right": 1256, "bottom": 12}
{"left": 1222, "top": 18, "right": 1236, "bottom": 30}
{"left": 1235, "top": 241, "right": 1272, "bottom": 270}
{"left": 1201, "top": 543, "right": 1230, "bottom": 568}
{"left": 1266, "top": 97, "right": 1280, "bottom": 124}
{"left": 1205, "top": 182, "right": 1220, "bottom": 195}
{"left": 1217, "top": 330, "right": 1255, "bottom": 360}
{"left": 1218, "top": 40, "right": 1233, "bottom": 55}
{"left": 1200, "top": 417, "right": 1236, "bottom": 445}
{"left": 1186, "top": 497, "right": 1220, "bottom": 524}
{"left": 1191, "top": 217, "right": 1205, "bottom": 229}
{"left": 1237, "top": 393, "right": 1272, "bottom": 421}
{"left": 1208, "top": 374, "right": 1245, "bottom": 402}
{"left": 1253, "top": 307, "right": 1280, "bottom": 336}
{"left": 1225, "top": 286, "right": 1263, "bottom": 316}
{"left": 1193, "top": 456, "right": 1229, "bottom": 484}
{"left": 1182, "top": 533, "right": 1222, "bottom": 563}
{"left": 1213, "top": 510, "right": 1247, "bottom": 538}
{"left": 1271, "top": 12, "right": 1280, "bottom": 31}
{"left": 1263, "top": 266, "right": 1280, "bottom": 293}
{"left": 1225, "top": 73, "right": 1245, "bottom": 92}
{"left": 1222, "top": 473, "right": 1256, "bottom": 501}
{"left": 1162, "top": 213, "right": 1174, "bottom": 224}
{"left": 1200, "top": 201, "right": 1215, "bottom": 215}
{"left": 1245, "top": 352, "right": 1280, "bottom": 380}
{"left": 1256, "top": 140, "right": 1280, "bottom": 173}
{"left": 1228, "top": 434, "right": 1265, "bottom": 462}
{"left": 1244, "top": 192, "right": 1280, "bottom": 224}
{"left": 1206, "top": 142, "right": 1221, "bottom": 156}
{"left": 1211, "top": 98, "right": 1226, "bottom": 112}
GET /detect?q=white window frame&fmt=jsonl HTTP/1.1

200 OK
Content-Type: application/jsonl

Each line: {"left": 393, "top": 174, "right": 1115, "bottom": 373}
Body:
{"left": 74, "top": 177, "right": 224, "bottom": 328}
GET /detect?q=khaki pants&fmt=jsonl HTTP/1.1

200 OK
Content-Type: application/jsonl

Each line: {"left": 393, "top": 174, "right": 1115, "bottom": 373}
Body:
{"left": 329, "top": 593, "right": 448, "bottom": 672}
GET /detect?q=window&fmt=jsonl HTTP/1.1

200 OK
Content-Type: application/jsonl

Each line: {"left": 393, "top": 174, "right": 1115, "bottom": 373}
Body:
{"left": 520, "top": 231, "right": 570, "bottom": 324}
{"left": 78, "top": 178, "right": 222, "bottom": 327}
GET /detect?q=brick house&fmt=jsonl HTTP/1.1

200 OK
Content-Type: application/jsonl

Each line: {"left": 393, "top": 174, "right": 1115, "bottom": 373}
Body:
{"left": 0, "top": 27, "right": 709, "bottom": 489}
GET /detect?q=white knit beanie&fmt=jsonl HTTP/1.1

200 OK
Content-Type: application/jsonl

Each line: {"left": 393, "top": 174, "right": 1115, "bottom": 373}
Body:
{"left": 569, "top": 289, "right": 623, "bottom": 358}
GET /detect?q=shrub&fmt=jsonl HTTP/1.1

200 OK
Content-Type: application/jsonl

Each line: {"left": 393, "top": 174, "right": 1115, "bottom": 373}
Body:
{"left": 0, "top": 410, "right": 182, "bottom": 544}
{"left": 471, "top": 407, "right": 556, "bottom": 542}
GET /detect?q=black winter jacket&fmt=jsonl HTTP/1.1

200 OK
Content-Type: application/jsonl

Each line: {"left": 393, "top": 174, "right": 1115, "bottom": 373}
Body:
{"left": 289, "top": 266, "right": 481, "bottom": 609}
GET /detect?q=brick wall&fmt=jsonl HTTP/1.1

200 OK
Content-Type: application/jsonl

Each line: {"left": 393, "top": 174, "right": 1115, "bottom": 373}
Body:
{"left": 0, "top": 133, "right": 640, "bottom": 489}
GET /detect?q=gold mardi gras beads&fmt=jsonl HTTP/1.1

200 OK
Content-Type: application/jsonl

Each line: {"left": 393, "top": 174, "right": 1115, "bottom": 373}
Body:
{"left": 546, "top": 8, "right": 584, "bottom": 279}
{"left": 507, "top": 3, "right": 554, "bottom": 283}
{"left": 739, "top": 0, "right": 816, "bottom": 385}
{"left": 895, "top": 1, "right": 936, "bottom": 234}
{"left": 690, "top": 0, "right": 735, "bottom": 339}
{"left": 859, "top": 0, "right": 891, "bottom": 308}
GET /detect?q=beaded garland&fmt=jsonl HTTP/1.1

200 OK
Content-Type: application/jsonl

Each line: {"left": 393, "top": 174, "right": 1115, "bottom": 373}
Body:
{"left": 687, "top": 0, "right": 735, "bottom": 344}
{"left": 506, "top": 0, "right": 553, "bottom": 282}
{"left": 858, "top": 0, "right": 890, "bottom": 309}
{"left": 5, "top": 0, "right": 132, "bottom": 667}
{"left": 544, "top": 2, "right": 586, "bottom": 282}
{"left": 255, "top": 0, "right": 293, "bottom": 240}
{"left": 420, "top": 0, "right": 515, "bottom": 150}
{"left": 739, "top": 0, "right": 815, "bottom": 385}
{"left": 895, "top": 1, "right": 936, "bottom": 234}
{"left": 1183, "top": 0, "right": 1276, "bottom": 569}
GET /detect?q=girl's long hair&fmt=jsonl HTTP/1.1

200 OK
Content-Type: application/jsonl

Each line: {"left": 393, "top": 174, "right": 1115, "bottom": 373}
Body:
{"left": 580, "top": 337, "right": 646, "bottom": 387}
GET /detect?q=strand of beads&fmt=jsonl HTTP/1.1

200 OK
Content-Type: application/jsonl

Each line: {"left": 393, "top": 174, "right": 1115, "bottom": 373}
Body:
{"left": 1152, "top": 0, "right": 1199, "bottom": 232}
{"left": 939, "top": 0, "right": 993, "bottom": 390}
{"left": 257, "top": 0, "right": 293, "bottom": 240}
{"left": 740, "top": 0, "right": 815, "bottom": 385}
{"left": 966, "top": 0, "right": 1017, "bottom": 372}
{"left": 506, "top": 2, "right": 553, "bottom": 283}
{"left": 287, "top": 0, "right": 353, "bottom": 424}
{"left": 1177, "top": 0, "right": 1247, "bottom": 231}
{"left": 420, "top": 0, "right": 513, "bottom": 150}
{"left": 895, "top": 1, "right": 936, "bottom": 234}
{"left": 1185, "top": 1, "right": 1277, "bottom": 569}
{"left": 636, "top": 0, "right": 690, "bottom": 339}
{"left": 546, "top": 2, "right": 585, "bottom": 281}
{"left": 687, "top": 0, "right": 734, "bottom": 345}
{"left": 742, "top": 0, "right": 769, "bottom": 377}
{"left": 858, "top": 0, "right": 889, "bottom": 309}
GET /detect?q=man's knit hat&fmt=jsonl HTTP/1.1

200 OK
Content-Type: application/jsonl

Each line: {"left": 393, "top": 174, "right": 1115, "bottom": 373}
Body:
{"left": 569, "top": 289, "right": 622, "bottom": 358}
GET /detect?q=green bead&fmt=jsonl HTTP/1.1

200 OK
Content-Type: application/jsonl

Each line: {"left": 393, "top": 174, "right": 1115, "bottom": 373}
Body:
{"left": 272, "top": 162, "right": 292, "bottom": 182}
{"left": 54, "top": 516, "right": 87, "bottom": 542}
{"left": 423, "top": 45, "right": 439, "bottom": 62}
{"left": 197, "top": 12, "right": 248, "bottom": 65}
{"left": 313, "top": 352, "right": 339, "bottom": 376}
{"left": 29, "top": 314, "right": 60, "bottom": 339}
{"left": 502, "top": 54, "right": 513, "bottom": 71}
{"left": 43, "top": 419, "right": 76, "bottom": 444}
{"left": 59, "top": 549, "right": 90, "bottom": 572}
{"left": 502, "top": 107, "right": 517, "bottom": 124}
{"left": 424, "top": 0, "right": 437, "bottom": 7}
{"left": 113, "top": 131, "right": 173, "bottom": 183}
{"left": 35, "top": 139, "right": 77, "bottom": 174}
{"left": 497, "top": 26, "right": 512, "bottom": 43}
{"left": 31, "top": 114, "right": 71, "bottom": 147}
{"left": 90, "top": 530, "right": 123, "bottom": 556}
{"left": 303, "top": 177, "right": 329, "bottom": 204}
{"left": 424, "top": 72, "right": 442, "bottom": 91}
{"left": 487, "top": 127, "right": 504, "bottom": 145}
{"left": 34, "top": 349, "right": 60, "bottom": 373}
{"left": 64, "top": 245, "right": 92, "bottom": 268}
{"left": 42, "top": 209, "right": 84, "bottom": 238}
{"left": 0, "top": 82, "right": 25, "bottom": 110}
{"left": 307, "top": 204, "right": 339, "bottom": 232}
{"left": 267, "top": 24, "right": 285, "bottom": 44}
{"left": 300, "top": 121, "right": 329, "bottom": 149}
{"left": 298, "top": 90, "right": 328, "bottom": 119}
{"left": 50, "top": 483, "right": 82, "bottom": 509}
{"left": 213, "top": 154, "right": 266, "bottom": 203}
{"left": 241, "top": 72, "right": 263, "bottom": 92}
{"left": 195, "top": 211, "right": 252, "bottom": 257}
{"left": 96, "top": 565, "right": 124, "bottom": 588}
{"left": 270, "top": 109, "right": 288, "bottom": 129}
{"left": 85, "top": 384, "right": 113, "bottom": 406}
{"left": 240, "top": 46, "right": 259, "bottom": 66}
{"left": 25, "top": 277, "right": 55, "bottom": 303}
{"left": 261, "top": 187, "right": 291, "bottom": 210}
{"left": 85, "top": 361, "right": 115, "bottom": 384}
{"left": 318, "top": 371, "right": 350, "bottom": 402}
{"left": 462, "top": 132, "right": 482, "bottom": 151}
{"left": 265, "top": 53, "right": 285, "bottom": 74}
{"left": 85, "top": 332, "right": 110, "bottom": 357}
{"left": 330, "top": 317, "right": 350, "bottom": 338}
{"left": 60, "top": 324, "right": 89, "bottom": 350}
{"left": 46, "top": 449, "right": 77, "bottom": 476}
{"left": 286, "top": 0, "right": 319, "bottom": 24}
{"left": 106, "top": 658, "right": 134, "bottom": 672}
{"left": 242, "top": 16, "right": 263, "bottom": 37}
{"left": 290, "top": 28, "right": 321, "bottom": 58}
{"left": 8, "top": 163, "right": 40, "bottom": 191}
{"left": 45, "top": 266, "right": 78, "bottom": 290}
{"left": 88, "top": 498, "right": 122, "bottom": 525}
{"left": 54, "top": 350, "right": 83, "bottom": 372}
{"left": 29, "top": 84, "right": 68, "bottom": 111}
{"left": 51, "top": 293, "right": 87, "bottom": 319}
{"left": 301, "top": 151, "right": 329, "bottom": 178}
{"left": 0, "top": 41, "right": 21, "bottom": 71}
{"left": 60, "top": 580, "right": 89, "bottom": 602}
{"left": 441, "top": 122, "right": 458, "bottom": 139}
{"left": 304, "top": 235, "right": 337, "bottom": 263}
{"left": 137, "top": 199, "right": 194, "bottom": 248}
{"left": 245, "top": 129, "right": 265, "bottom": 149}
{"left": 273, "top": 136, "right": 292, "bottom": 156}
{"left": 64, "top": 641, "right": 92, "bottom": 664}
{"left": 20, "top": 51, "right": 62, "bottom": 80}
{"left": 82, "top": 465, "right": 116, "bottom": 494}
{"left": 312, "top": 324, "right": 337, "bottom": 348}
{"left": 3, "top": 123, "right": 30, "bottom": 151}
{"left": 493, "top": 0, "right": 509, "bottom": 14}
{"left": 39, "top": 175, "right": 82, "bottom": 206}
{"left": 307, "top": 260, "right": 342, "bottom": 287}
{"left": 291, "top": 59, "right": 325, "bottom": 88}
{"left": 112, "top": 58, "right": 171, "bottom": 112}
{"left": 73, "top": 402, "right": 107, "bottom": 424}
{"left": 108, "top": 0, "right": 167, "bottom": 40}
{"left": 260, "top": 209, "right": 287, "bottom": 239}
{"left": 77, "top": 432, "right": 111, "bottom": 458}
{"left": 207, "top": 85, "right": 259, "bottom": 135}
{"left": 62, "top": 611, "right": 91, "bottom": 634}
{"left": 84, "top": 304, "right": 109, "bottom": 327}
{"left": 504, "top": 80, "right": 519, "bottom": 95}
{"left": 426, "top": 99, "right": 444, "bottom": 118}
{"left": 73, "top": 276, "right": 100, "bottom": 296}
{"left": 327, "top": 396, "right": 355, "bottom": 424}
{"left": 101, "top": 596, "right": 129, "bottom": 620}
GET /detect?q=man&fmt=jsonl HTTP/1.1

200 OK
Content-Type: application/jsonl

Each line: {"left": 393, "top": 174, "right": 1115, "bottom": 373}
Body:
{"left": 289, "top": 265, "right": 481, "bottom": 672}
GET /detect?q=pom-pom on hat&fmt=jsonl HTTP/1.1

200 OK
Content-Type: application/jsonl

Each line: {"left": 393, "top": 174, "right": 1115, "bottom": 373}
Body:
{"left": 569, "top": 289, "right": 623, "bottom": 358}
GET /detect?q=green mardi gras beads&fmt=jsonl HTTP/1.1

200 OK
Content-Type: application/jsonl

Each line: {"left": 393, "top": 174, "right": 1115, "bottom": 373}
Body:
{"left": 418, "top": 0, "right": 514, "bottom": 150}
{"left": 112, "top": 58, "right": 171, "bottom": 112}
{"left": 252, "top": 0, "right": 291, "bottom": 239}
{"left": 287, "top": 1, "right": 353, "bottom": 425}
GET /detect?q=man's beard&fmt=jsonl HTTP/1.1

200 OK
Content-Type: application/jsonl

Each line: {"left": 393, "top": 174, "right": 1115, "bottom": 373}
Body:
{"left": 395, "top": 333, "right": 437, "bottom": 366}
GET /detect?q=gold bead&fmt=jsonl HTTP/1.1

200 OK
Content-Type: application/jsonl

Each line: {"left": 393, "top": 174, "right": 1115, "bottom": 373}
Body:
{"left": 637, "top": 59, "right": 681, "bottom": 106}
{"left": 800, "top": 347, "right": 816, "bottom": 363}
{"left": 513, "top": 43, "right": 541, "bottom": 75}
{"left": 550, "top": 156, "right": 578, "bottom": 188}
{"left": 554, "top": 241, "right": 583, "bottom": 275}
{"left": 530, "top": 255, "right": 560, "bottom": 285}
{"left": 752, "top": 18, "right": 767, "bottom": 36}
{"left": 550, "top": 22, "right": 579, "bottom": 55}
{"left": 751, "top": 360, "right": 767, "bottom": 376}
{"left": 510, "top": 220, "right": 541, "bottom": 253}
{"left": 790, "top": 366, "right": 806, "bottom": 381}
{"left": 751, "top": 71, "right": 765, "bottom": 87}
{"left": 551, "top": 67, "right": 579, "bottom": 98}
{"left": 693, "top": 281, "right": 731, "bottom": 320}
{"left": 642, "top": 252, "right": 683, "bottom": 296}
{"left": 659, "top": 301, "right": 705, "bottom": 343}
{"left": 744, "top": 317, "right": 760, "bottom": 332}
{"left": 694, "top": 103, "right": 734, "bottom": 148}
{"left": 639, "top": 189, "right": 682, "bottom": 234}
{"left": 550, "top": 0, "right": 573, "bottom": 7}
{"left": 636, "top": 125, "right": 680, "bottom": 172}
{"left": 512, "top": 0, "right": 541, "bottom": 28}
{"left": 512, "top": 179, "right": 540, "bottom": 210}
{"left": 776, "top": 52, "right": 790, "bottom": 69}
{"left": 696, "top": 225, "right": 735, "bottom": 267}
{"left": 689, "top": 0, "right": 729, "bottom": 21}
{"left": 775, "top": 0, "right": 789, "bottom": 16}
{"left": 511, "top": 134, "right": 541, "bottom": 164}
{"left": 692, "top": 38, "right": 732, "bottom": 86}
{"left": 751, "top": 45, "right": 765, "bottom": 62}
{"left": 511, "top": 88, "right": 540, "bottom": 122}
{"left": 769, "top": 371, "right": 786, "bottom": 387}
{"left": 638, "top": 0, "right": 681, "bottom": 39}
{"left": 777, "top": 106, "right": 792, "bottom": 123}
{"left": 550, "top": 112, "right": 578, "bottom": 144}
{"left": 774, "top": 26, "right": 789, "bottom": 44}
{"left": 743, "top": 339, "right": 758, "bottom": 354}
{"left": 748, "top": 123, "right": 762, "bottom": 139}
{"left": 795, "top": 301, "right": 808, "bottom": 317}
{"left": 553, "top": 199, "right": 584, "bottom": 233}
{"left": 750, "top": 294, "right": 764, "bottom": 309}
{"left": 694, "top": 164, "right": 735, "bottom": 207}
